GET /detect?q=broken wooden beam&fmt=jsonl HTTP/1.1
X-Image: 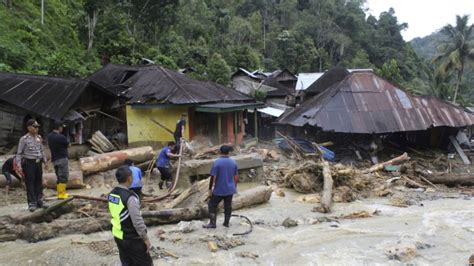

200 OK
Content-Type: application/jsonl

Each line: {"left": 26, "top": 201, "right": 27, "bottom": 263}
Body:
{"left": 449, "top": 135, "right": 471, "bottom": 165}
{"left": 361, "top": 153, "right": 410, "bottom": 173}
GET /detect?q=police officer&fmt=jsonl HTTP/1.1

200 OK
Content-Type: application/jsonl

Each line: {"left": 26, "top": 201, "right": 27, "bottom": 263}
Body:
{"left": 16, "top": 119, "right": 48, "bottom": 212}
{"left": 108, "top": 166, "right": 152, "bottom": 265}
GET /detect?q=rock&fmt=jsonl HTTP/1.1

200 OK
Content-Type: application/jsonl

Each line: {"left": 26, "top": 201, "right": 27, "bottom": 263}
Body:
{"left": 376, "top": 189, "right": 392, "bottom": 197}
{"left": 282, "top": 217, "right": 298, "bottom": 228}
{"left": 208, "top": 241, "right": 218, "bottom": 252}
{"left": 333, "top": 186, "right": 355, "bottom": 202}
{"left": 268, "top": 150, "right": 279, "bottom": 162}
{"left": 296, "top": 194, "right": 321, "bottom": 203}
{"left": 176, "top": 221, "right": 202, "bottom": 233}
{"left": 385, "top": 243, "right": 417, "bottom": 262}
{"left": 236, "top": 251, "right": 259, "bottom": 259}
{"left": 469, "top": 254, "right": 474, "bottom": 264}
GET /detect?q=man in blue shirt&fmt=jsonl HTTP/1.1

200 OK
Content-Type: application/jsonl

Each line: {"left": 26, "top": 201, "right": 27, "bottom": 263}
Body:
{"left": 156, "top": 142, "right": 180, "bottom": 190}
{"left": 203, "top": 145, "right": 238, "bottom": 229}
{"left": 124, "top": 159, "right": 143, "bottom": 198}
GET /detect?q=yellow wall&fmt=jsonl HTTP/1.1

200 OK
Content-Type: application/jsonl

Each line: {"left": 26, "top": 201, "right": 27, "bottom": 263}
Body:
{"left": 126, "top": 106, "right": 189, "bottom": 145}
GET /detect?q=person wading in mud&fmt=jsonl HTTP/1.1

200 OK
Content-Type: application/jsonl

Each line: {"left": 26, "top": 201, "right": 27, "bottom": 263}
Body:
{"left": 203, "top": 145, "right": 238, "bottom": 229}
{"left": 156, "top": 141, "right": 180, "bottom": 190}
{"left": 108, "top": 166, "right": 153, "bottom": 266}
{"left": 16, "top": 119, "right": 48, "bottom": 212}
{"left": 47, "top": 121, "right": 70, "bottom": 199}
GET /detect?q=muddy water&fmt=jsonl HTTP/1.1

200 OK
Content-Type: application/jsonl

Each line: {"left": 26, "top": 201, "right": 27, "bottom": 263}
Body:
{"left": 0, "top": 185, "right": 472, "bottom": 265}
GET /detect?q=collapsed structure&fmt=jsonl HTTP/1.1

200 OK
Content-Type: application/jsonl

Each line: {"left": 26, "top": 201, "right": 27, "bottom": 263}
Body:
{"left": 278, "top": 68, "right": 474, "bottom": 149}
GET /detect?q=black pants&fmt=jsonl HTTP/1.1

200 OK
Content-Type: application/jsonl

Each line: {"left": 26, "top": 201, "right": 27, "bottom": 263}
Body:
{"left": 22, "top": 159, "right": 43, "bottom": 207}
{"left": 2, "top": 170, "right": 21, "bottom": 186}
{"left": 208, "top": 194, "right": 233, "bottom": 216}
{"left": 114, "top": 237, "right": 153, "bottom": 266}
{"left": 157, "top": 167, "right": 172, "bottom": 181}
{"left": 174, "top": 135, "right": 181, "bottom": 153}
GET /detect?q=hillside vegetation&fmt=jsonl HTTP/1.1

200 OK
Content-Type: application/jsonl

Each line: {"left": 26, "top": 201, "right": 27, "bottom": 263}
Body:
{"left": 0, "top": 0, "right": 472, "bottom": 104}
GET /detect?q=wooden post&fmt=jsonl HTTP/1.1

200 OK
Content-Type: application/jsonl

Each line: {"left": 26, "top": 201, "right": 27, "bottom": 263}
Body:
{"left": 217, "top": 113, "right": 222, "bottom": 144}
{"left": 254, "top": 109, "right": 258, "bottom": 139}
{"left": 233, "top": 112, "right": 238, "bottom": 145}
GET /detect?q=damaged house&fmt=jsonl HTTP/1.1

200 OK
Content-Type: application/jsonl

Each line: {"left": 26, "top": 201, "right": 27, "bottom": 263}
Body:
{"left": 231, "top": 68, "right": 297, "bottom": 140}
{"left": 89, "top": 64, "right": 262, "bottom": 147}
{"left": 0, "top": 72, "right": 123, "bottom": 153}
{"left": 278, "top": 68, "right": 474, "bottom": 158}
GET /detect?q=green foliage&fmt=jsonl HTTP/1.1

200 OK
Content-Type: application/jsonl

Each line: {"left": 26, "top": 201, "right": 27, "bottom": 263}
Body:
{"left": 377, "top": 59, "right": 403, "bottom": 85}
{"left": 433, "top": 15, "right": 474, "bottom": 103}
{"left": 5, "top": 0, "right": 469, "bottom": 106}
{"left": 207, "top": 53, "right": 231, "bottom": 85}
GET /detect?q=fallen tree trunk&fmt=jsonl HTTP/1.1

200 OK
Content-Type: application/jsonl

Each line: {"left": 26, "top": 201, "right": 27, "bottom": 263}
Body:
{"left": 144, "top": 185, "right": 273, "bottom": 224}
{"left": 8, "top": 197, "right": 74, "bottom": 224}
{"left": 362, "top": 153, "right": 410, "bottom": 173}
{"left": 42, "top": 171, "right": 84, "bottom": 189}
{"left": 314, "top": 161, "right": 333, "bottom": 213}
{"left": 423, "top": 173, "right": 474, "bottom": 186}
{"left": 80, "top": 146, "right": 154, "bottom": 175}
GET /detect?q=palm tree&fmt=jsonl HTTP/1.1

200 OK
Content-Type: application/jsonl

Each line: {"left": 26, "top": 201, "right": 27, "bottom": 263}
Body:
{"left": 433, "top": 15, "right": 474, "bottom": 104}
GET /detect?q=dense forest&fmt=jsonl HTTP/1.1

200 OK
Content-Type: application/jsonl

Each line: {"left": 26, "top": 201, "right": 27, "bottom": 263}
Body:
{"left": 0, "top": 0, "right": 473, "bottom": 105}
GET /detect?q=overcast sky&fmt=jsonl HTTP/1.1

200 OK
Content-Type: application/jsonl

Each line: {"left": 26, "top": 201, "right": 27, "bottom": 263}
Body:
{"left": 365, "top": 0, "right": 474, "bottom": 41}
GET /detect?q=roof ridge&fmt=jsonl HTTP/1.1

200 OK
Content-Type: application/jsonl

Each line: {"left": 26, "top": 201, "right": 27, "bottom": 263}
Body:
{"left": 155, "top": 65, "right": 198, "bottom": 103}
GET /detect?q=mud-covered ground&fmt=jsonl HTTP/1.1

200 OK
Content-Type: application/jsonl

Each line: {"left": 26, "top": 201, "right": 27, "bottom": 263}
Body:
{"left": 0, "top": 184, "right": 472, "bottom": 265}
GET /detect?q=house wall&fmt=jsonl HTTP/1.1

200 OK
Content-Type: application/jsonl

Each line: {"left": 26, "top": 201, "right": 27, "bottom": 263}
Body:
{"left": 225, "top": 112, "right": 245, "bottom": 145}
{"left": 126, "top": 105, "right": 189, "bottom": 148}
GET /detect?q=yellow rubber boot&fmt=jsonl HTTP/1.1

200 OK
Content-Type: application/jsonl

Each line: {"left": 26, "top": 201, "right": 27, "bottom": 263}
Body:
{"left": 57, "top": 183, "right": 70, "bottom": 199}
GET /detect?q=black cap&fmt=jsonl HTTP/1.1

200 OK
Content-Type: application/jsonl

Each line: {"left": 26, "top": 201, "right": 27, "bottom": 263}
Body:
{"left": 53, "top": 121, "right": 66, "bottom": 129}
{"left": 26, "top": 119, "right": 40, "bottom": 127}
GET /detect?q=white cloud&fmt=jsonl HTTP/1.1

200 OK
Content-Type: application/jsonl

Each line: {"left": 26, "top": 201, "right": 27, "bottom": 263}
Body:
{"left": 365, "top": 0, "right": 474, "bottom": 41}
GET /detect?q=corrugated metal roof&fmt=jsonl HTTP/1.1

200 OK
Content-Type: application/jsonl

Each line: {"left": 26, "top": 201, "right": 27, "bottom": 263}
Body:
{"left": 295, "top": 73, "right": 325, "bottom": 91}
{"left": 258, "top": 107, "right": 285, "bottom": 117}
{"left": 0, "top": 72, "right": 88, "bottom": 119}
{"left": 278, "top": 71, "right": 474, "bottom": 133}
{"left": 87, "top": 64, "right": 139, "bottom": 96}
{"left": 122, "top": 65, "right": 253, "bottom": 104}
{"left": 305, "top": 67, "right": 350, "bottom": 95}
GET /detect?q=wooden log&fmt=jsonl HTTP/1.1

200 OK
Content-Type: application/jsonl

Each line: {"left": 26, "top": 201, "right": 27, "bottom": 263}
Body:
{"left": 80, "top": 146, "right": 154, "bottom": 175}
{"left": 423, "top": 173, "right": 474, "bottom": 186}
{"left": 42, "top": 171, "right": 84, "bottom": 189}
{"left": 361, "top": 153, "right": 410, "bottom": 173}
{"left": 314, "top": 161, "right": 333, "bottom": 213}
{"left": 143, "top": 185, "right": 273, "bottom": 224}
{"left": 8, "top": 197, "right": 74, "bottom": 224}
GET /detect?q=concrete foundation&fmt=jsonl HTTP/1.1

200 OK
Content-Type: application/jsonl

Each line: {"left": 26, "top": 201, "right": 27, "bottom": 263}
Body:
{"left": 175, "top": 153, "right": 264, "bottom": 188}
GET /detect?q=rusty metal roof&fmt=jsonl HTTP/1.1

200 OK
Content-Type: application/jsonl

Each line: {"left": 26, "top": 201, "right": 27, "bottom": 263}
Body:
{"left": 278, "top": 71, "right": 474, "bottom": 133}
{"left": 89, "top": 64, "right": 254, "bottom": 105}
{"left": 0, "top": 71, "right": 87, "bottom": 119}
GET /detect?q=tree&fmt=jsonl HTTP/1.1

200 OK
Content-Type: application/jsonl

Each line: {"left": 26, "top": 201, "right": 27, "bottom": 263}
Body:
{"left": 377, "top": 59, "right": 402, "bottom": 85}
{"left": 434, "top": 15, "right": 474, "bottom": 104}
{"left": 207, "top": 53, "right": 231, "bottom": 85}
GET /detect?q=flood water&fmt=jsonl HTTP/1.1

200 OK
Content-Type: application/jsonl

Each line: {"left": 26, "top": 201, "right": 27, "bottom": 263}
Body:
{"left": 0, "top": 185, "right": 472, "bottom": 265}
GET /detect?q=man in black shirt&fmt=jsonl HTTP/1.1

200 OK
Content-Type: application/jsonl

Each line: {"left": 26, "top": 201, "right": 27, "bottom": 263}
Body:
{"left": 173, "top": 113, "right": 187, "bottom": 153}
{"left": 47, "top": 122, "right": 70, "bottom": 199}
{"left": 2, "top": 157, "right": 22, "bottom": 193}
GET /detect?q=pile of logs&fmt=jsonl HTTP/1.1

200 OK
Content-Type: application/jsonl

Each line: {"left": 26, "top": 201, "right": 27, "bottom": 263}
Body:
{"left": 0, "top": 179, "right": 272, "bottom": 243}
{"left": 88, "top": 131, "right": 116, "bottom": 154}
